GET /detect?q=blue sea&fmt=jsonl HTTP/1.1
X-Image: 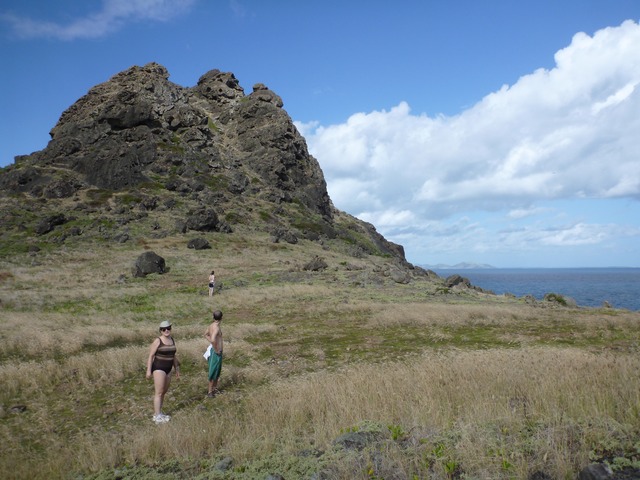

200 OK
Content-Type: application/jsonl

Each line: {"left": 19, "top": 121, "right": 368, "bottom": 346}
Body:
{"left": 431, "top": 268, "right": 640, "bottom": 311}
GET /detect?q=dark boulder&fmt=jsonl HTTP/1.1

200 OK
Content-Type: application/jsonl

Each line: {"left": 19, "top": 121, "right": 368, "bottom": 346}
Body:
{"left": 389, "top": 267, "right": 411, "bottom": 284}
{"left": 35, "top": 214, "right": 67, "bottom": 235}
{"left": 132, "top": 251, "right": 166, "bottom": 277}
{"left": 185, "top": 208, "right": 220, "bottom": 232}
{"left": 42, "top": 176, "right": 82, "bottom": 198}
{"left": 187, "top": 238, "right": 211, "bottom": 250}
{"left": 445, "top": 274, "right": 471, "bottom": 288}
{"left": 113, "top": 232, "right": 130, "bottom": 243}
{"left": 271, "top": 228, "right": 298, "bottom": 244}
{"left": 528, "top": 471, "right": 553, "bottom": 480}
{"left": 303, "top": 256, "right": 328, "bottom": 272}
{"left": 578, "top": 463, "right": 613, "bottom": 480}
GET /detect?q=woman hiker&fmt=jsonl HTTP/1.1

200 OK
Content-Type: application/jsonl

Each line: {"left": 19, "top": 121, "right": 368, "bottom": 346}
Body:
{"left": 208, "top": 270, "right": 216, "bottom": 297}
{"left": 146, "top": 320, "right": 180, "bottom": 424}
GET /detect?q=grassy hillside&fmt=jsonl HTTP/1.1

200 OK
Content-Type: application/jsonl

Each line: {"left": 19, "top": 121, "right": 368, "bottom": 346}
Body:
{"left": 1, "top": 222, "right": 639, "bottom": 479}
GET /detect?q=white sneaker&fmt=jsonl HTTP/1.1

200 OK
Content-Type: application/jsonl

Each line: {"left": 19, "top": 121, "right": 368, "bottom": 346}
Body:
{"left": 160, "top": 413, "right": 171, "bottom": 421}
{"left": 153, "top": 414, "right": 169, "bottom": 424}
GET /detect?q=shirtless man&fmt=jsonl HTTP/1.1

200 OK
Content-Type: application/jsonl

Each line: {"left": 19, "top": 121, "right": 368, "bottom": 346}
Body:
{"left": 204, "top": 310, "right": 223, "bottom": 397}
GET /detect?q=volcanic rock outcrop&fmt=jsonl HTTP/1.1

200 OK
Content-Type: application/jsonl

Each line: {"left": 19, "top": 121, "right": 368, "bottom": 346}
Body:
{"left": 0, "top": 63, "right": 406, "bottom": 261}
{"left": 3, "top": 63, "right": 329, "bottom": 215}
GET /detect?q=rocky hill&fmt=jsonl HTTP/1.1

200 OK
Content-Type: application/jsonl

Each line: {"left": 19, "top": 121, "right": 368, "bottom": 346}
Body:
{"left": 0, "top": 62, "right": 411, "bottom": 268}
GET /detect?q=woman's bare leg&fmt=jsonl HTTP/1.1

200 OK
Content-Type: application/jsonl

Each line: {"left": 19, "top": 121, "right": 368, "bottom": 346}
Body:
{"left": 152, "top": 370, "right": 169, "bottom": 415}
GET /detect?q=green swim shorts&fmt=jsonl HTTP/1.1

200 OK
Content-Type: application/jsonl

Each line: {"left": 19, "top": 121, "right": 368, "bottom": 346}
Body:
{"left": 208, "top": 351, "right": 222, "bottom": 381}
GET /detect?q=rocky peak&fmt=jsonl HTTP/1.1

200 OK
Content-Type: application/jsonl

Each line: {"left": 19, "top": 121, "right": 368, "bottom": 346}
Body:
{"left": 3, "top": 63, "right": 330, "bottom": 215}
{"left": 0, "top": 63, "right": 407, "bottom": 263}
{"left": 194, "top": 69, "right": 245, "bottom": 103}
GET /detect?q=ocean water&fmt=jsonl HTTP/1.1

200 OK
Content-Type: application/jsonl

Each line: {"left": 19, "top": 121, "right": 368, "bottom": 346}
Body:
{"left": 431, "top": 268, "right": 640, "bottom": 311}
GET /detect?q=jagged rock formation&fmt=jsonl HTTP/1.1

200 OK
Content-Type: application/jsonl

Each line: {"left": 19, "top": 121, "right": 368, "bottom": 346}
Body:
{"left": 0, "top": 62, "right": 407, "bottom": 262}
{"left": 2, "top": 63, "right": 329, "bottom": 216}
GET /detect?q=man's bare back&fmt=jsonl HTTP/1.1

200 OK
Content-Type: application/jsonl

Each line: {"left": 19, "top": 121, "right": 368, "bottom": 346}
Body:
{"left": 204, "top": 310, "right": 223, "bottom": 397}
{"left": 205, "top": 318, "right": 222, "bottom": 354}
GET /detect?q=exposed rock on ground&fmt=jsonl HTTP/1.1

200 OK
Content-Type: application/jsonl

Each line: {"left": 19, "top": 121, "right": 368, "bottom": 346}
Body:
{"left": 133, "top": 251, "right": 166, "bottom": 277}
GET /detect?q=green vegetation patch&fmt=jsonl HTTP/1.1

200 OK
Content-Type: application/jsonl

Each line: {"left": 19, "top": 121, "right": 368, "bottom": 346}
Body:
{"left": 157, "top": 137, "right": 185, "bottom": 154}
{"left": 85, "top": 188, "right": 114, "bottom": 206}
{"left": 201, "top": 173, "right": 229, "bottom": 191}
{"left": 114, "top": 293, "right": 159, "bottom": 314}
{"left": 207, "top": 116, "right": 220, "bottom": 133}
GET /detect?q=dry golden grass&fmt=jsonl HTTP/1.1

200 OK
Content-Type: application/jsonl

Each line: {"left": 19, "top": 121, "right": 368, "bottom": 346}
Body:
{"left": 1, "top": 229, "right": 639, "bottom": 479}
{"left": 12, "top": 347, "right": 636, "bottom": 479}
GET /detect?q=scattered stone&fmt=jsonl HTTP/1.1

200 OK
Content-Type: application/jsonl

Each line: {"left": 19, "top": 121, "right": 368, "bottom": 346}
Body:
{"left": 214, "top": 457, "right": 233, "bottom": 472}
{"left": 303, "top": 256, "right": 328, "bottom": 272}
{"left": 217, "top": 221, "right": 233, "bottom": 233}
{"left": 185, "top": 208, "right": 221, "bottom": 232}
{"left": 445, "top": 274, "right": 471, "bottom": 288}
{"left": 42, "top": 177, "right": 82, "bottom": 198}
{"left": 34, "top": 214, "right": 67, "bottom": 235}
{"left": 187, "top": 237, "right": 211, "bottom": 250}
{"left": 529, "top": 471, "right": 553, "bottom": 480}
{"left": 298, "top": 448, "right": 324, "bottom": 458}
{"left": 175, "top": 220, "right": 187, "bottom": 234}
{"left": 389, "top": 267, "right": 411, "bottom": 284}
{"left": 132, "top": 251, "right": 166, "bottom": 277}
{"left": 139, "top": 195, "right": 159, "bottom": 211}
{"left": 271, "top": 228, "right": 298, "bottom": 244}
{"left": 333, "top": 431, "right": 376, "bottom": 451}
{"left": 113, "top": 232, "right": 130, "bottom": 243}
{"left": 578, "top": 463, "right": 640, "bottom": 480}
{"left": 578, "top": 463, "right": 613, "bottom": 480}
{"left": 309, "top": 472, "right": 329, "bottom": 480}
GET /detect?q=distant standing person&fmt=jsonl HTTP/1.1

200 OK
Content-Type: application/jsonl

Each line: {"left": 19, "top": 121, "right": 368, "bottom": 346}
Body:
{"left": 208, "top": 270, "right": 216, "bottom": 297}
{"left": 146, "top": 320, "right": 180, "bottom": 424}
{"left": 204, "top": 310, "right": 223, "bottom": 397}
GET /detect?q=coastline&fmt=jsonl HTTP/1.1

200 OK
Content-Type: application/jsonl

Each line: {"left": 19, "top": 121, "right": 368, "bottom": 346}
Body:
{"left": 431, "top": 267, "right": 640, "bottom": 311}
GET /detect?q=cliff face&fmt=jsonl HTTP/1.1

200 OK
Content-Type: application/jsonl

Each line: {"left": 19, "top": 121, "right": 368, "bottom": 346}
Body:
{"left": 4, "top": 63, "right": 331, "bottom": 217}
{"left": 0, "top": 63, "right": 407, "bottom": 263}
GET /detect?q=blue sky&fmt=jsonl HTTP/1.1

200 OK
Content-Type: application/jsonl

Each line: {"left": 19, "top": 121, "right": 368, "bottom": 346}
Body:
{"left": 1, "top": 1, "right": 639, "bottom": 268}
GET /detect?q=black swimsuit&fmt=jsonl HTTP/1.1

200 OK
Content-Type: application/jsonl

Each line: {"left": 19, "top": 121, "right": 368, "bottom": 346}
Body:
{"left": 151, "top": 337, "right": 176, "bottom": 374}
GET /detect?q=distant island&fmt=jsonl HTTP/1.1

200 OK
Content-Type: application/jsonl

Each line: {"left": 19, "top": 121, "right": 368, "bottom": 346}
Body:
{"left": 421, "top": 262, "right": 496, "bottom": 270}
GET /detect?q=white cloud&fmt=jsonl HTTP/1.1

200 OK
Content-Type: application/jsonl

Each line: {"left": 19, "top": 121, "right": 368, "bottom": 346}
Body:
{"left": 507, "top": 207, "right": 550, "bottom": 220}
{"left": 300, "top": 21, "right": 640, "bottom": 264}
{"left": 359, "top": 209, "right": 416, "bottom": 229}
{"left": 1, "top": 0, "right": 196, "bottom": 40}
{"left": 538, "top": 223, "right": 608, "bottom": 246}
